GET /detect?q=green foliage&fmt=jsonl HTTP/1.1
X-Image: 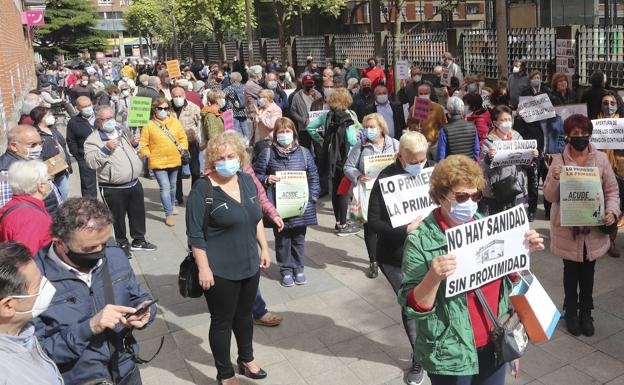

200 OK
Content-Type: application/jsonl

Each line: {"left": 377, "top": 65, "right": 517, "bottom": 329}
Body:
{"left": 124, "top": 0, "right": 173, "bottom": 41}
{"left": 270, "top": 0, "right": 347, "bottom": 25}
{"left": 34, "top": 0, "right": 106, "bottom": 57}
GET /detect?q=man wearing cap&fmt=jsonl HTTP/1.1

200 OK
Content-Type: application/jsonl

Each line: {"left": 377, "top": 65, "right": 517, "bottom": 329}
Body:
{"left": 290, "top": 74, "right": 321, "bottom": 148}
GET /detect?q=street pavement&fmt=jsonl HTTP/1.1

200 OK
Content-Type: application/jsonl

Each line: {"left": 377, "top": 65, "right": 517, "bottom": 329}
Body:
{"left": 65, "top": 170, "right": 624, "bottom": 385}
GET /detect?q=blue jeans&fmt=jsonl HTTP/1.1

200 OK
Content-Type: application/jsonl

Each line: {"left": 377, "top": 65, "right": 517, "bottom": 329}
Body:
{"left": 234, "top": 118, "right": 249, "bottom": 139}
{"left": 153, "top": 168, "right": 178, "bottom": 216}
{"left": 54, "top": 172, "right": 69, "bottom": 202}
{"left": 252, "top": 289, "right": 267, "bottom": 320}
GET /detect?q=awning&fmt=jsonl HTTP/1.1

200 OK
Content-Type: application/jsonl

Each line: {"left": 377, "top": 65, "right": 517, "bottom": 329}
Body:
{"left": 95, "top": 19, "right": 126, "bottom": 32}
{"left": 106, "top": 37, "right": 149, "bottom": 46}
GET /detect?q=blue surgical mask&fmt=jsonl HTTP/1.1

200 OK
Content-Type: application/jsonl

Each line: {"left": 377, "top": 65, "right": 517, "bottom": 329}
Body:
{"left": 404, "top": 160, "right": 426, "bottom": 177}
{"left": 102, "top": 119, "right": 116, "bottom": 133}
{"left": 81, "top": 106, "right": 94, "bottom": 117}
{"left": 156, "top": 109, "right": 168, "bottom": 119}
{"left": 267, "top": 80, "right": 278, "bottom": 89}
{"left": 365, "top": 127, "right": 379, "bottom": 141}
{"left": 215, "top": 158, "right": 240, "bottom": 177}
{"left": 448, "top": 199, "right": 479, "bottom": 223}
{"left": 276, "top": 132, "right": 294, "bottom": 147}
{"left": 530, "top": 78, "right": 541, "bottom": 87}
{"left": 376, "top": 95, "right": 388, "bottom": 104}
{"left": 219, "top": 99, "right": 226, "bottom": 109}
{"left": 419, "top": 94, "right": 430, "bottom": 100}
{"left": 467, "top": 83, "right": 478, "bottom": 93}
{"left": 257, "top": 98, "right": 266, "bottom": 108}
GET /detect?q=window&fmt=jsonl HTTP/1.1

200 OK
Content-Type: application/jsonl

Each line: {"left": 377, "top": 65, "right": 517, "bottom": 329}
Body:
{"left": 466, "top": 3, "right": 481, "bottom": 14}
{"left": 453, "top": 7, "right": 460, "bottom": 16}
{"left": 98, "top": 0, "right": 112, "bottom": 4}
{"left": 415, "top": 6, "right": 424, "bottom": 15}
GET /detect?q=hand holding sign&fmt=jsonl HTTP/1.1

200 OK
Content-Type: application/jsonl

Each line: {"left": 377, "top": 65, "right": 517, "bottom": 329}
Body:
{"left": 431, "top": 254, "right": 457, "bottom": 280}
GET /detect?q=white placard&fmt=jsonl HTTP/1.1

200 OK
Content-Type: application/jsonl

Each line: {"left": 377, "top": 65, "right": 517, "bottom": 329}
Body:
{"left": 396, "top": 60, "right": 410, "bottom": 80}
{"left": 490, "top": 140, "right": 537, "bottom": 168}
{"left": 555, "top": 39, "right": 575, "bottom": 76}
{"left": 308, "top": 110, "right": 328, "bottom": 123}
{"left": 379, "top": 168, "right": 437, "bottom": 228}
{"left": 518, "top": 94, "right": 556, "bottom": 123}
{"left": 445, "top": 204, "right": 531, "bottom": 297}
{"left": 554, "top": 103, "right": 588, "bottom": 121}
{"left": 590, "top": 118, "right": 624, "bottom": 150}
{"left": 441, "top": 67, "right": 452, "bottom": 87}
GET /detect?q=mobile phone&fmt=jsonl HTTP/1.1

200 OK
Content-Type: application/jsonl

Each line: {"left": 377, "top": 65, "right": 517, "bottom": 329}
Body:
{"left": 126, "top": 298, "right": 158, "bottom": 319}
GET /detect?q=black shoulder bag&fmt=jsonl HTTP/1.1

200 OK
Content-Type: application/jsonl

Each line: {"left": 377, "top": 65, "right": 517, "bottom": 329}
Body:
{"left": 178, "top": 178, "right": 213, "bottom": 298}
{"left": 152, "top": 119, "right": 191, "bottom": 165}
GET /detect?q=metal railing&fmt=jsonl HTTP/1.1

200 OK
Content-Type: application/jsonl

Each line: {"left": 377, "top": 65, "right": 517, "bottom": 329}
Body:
{"left": 386, "top": 30, "right": 448, "bottom": 73}
{"left": 294, "top": 36, "right": 325, "bottom": 67}
{"left": 578, "top": 25, "right": 624, "bottom": 87}
{"left": 333, "top": 33, "right": 376, "bottom": 69}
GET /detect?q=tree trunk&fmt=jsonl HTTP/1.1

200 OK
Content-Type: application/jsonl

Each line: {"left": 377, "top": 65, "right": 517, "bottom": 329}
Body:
{"left": 272, "top": 1, "right": 287, "bottom": 62}
{"left": 393, "top": 2, "right": 402, "bottom": 96}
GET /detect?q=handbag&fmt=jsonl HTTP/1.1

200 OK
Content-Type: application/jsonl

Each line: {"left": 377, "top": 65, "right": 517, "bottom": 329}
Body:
{"left": 152, "top": 119, "right": 191, "bottom": 165}
{"left": 178, "top": 177, "right": 213, "bottom": 298}
{"left": 475, "top": 287, "right": 528, "bottom": 364}
{"left": 45, "top": 136, "right": 69, "bottom": 175}
{"left": 491, "top": 174, "right": 522, "bottom": 204}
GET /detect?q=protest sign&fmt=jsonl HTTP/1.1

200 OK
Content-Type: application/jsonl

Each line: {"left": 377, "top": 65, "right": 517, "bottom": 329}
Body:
{"left": 379, "top": 168, "right": 437, "bottom": 228}
{"left": 308, "top": 110, "right": 328, "bottom": 122}
{"left": 518, "top": 94, "right": 556, "bottom": 123}
{"left": 127, "top": 96, "right": 152, "bottom": 127}
{"left": 396, "top": 60, "right": 410, "bottom": 80}
{"left": 490, "top": 140, "right": 537, "bottom": 168}
{"left": 166, "top": 60, "right": 182, "bottom": 79}
{"left": 481, "top": 91, "right": 491, "bottom": 109}
{"left": 441, "top": 67, "right": 451, "bottom": 87}
{"left": 590, "top": 118, "right": 624, "bottom": 150}
{"left": 555, "top": 39, "right": 575, "bottom": 76}
{"left": 445, "top": 204, "right": 530, "bottom": 297}
{"left": 559, "top": 166, "right": 604, "bottom": 226}
{"left": 363, "top": 153, "right": 396, "bottom": 188}
{"left": 275, "top": 171, "right": 309, "bottom": 219}
{"left": 433, "top": 87, "right": 448, "bottom": 107}
{"left": 222, "top": 110, "right": 234, "bottom": 131}
{"left": 554, "top": 103, "right": 588, "bottom": 121}
{"left": 412, "top": 97, "right": 432, "bottom": 121}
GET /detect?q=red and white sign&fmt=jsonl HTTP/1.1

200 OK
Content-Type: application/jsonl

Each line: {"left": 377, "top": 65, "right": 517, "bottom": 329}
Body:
{"left": 22, "top": 11, "right": 45, "bottom": 26}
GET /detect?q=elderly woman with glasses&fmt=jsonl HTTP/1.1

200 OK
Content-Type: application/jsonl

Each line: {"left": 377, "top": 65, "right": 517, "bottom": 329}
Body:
{"left": 398, "top": 155, "right": 544, "bottom": 385}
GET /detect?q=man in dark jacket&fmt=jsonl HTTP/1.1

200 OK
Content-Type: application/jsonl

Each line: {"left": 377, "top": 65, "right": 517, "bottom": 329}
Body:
{"left": 33, "top": 198, "right": 156, "bottom": 385}
{"left": 353, "top": 77, "right": 375, "bottom": 121}
{"left": 436, "top": 97, "right": 479, "bottom": 161}
{"left": 581, "top": 71, "right": 608, "bottom": 120}
{"left": 135, "top": 76, "right": 162, "bottom": 101}
{"left": 363, "top": 85, "right": 406, "bottom": 139}
{"left": 398, "top": 66, "right": 437, "bottom": 107}
{"left": 68, "top": 74, "right": 95, "bottom": 105}
{"left": 67, "top": 96, "right": 97, "bottom": 197}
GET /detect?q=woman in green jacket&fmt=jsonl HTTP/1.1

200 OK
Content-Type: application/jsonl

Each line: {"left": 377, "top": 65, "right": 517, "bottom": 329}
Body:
{"left": 398, "top": 155, "right": 544, "bottom": 384}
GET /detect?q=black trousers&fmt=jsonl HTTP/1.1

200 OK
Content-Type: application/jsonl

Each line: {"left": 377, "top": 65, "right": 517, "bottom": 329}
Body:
{"left": 379, "top": 263, "right": 417, "bottom": 347}
{"left": 204, "top": 271, "right": 260, "bottom": 379}
{"left": 176, "top": 141, "right": 200, "bottom": 204}
{"left": 100, "top": 182, "right": 146, "bottom": 245}
{"left": 527, "top": 156, "right": 547, "bottom": 214}
{"left": 331, "top": 171, "right": 349, "bottom": 225}
{"left": 77, "top": 158, "right": 97, "bottom": 198}
{"left": 563, "top": 254, "right": 596, "bottom": 317}
{"left": 363, "top": 223, "right": 378, "bottom": 263}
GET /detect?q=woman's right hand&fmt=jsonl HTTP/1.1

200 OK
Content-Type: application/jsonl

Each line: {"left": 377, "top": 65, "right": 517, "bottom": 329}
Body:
{"left": 488, "top": 148, "right": 497, "bottom": 159}
{"left": 198, "top": 268, "right": 215, "bottom": 290}
{"left": 267, "top": 175, "right": 280, "bottom": 184}
{"left": 429, "top": 254, "right": 457, "bottom": 281}
{"left": 551, "top": 165, "right": 562, "bottom": 180}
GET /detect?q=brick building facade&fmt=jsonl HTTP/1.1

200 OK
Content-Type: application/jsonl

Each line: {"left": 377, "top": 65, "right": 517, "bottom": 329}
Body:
{"left": 0, "top": 0, "right": 36, "bottom": 151}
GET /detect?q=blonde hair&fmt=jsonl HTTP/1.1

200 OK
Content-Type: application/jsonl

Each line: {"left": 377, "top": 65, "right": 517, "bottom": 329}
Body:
{"left": 259, "top": 89, "right": 274, "bottom": 100}
{"left": 429, "top": 155, "right": 485, "bottom": 205}
{"left": 399, "top": 131, "right": 428, "bottom": 153}
{"left": 362, "top": 113, "right": 389, "bottom": 136}
{"left": 205, "top": 132, "right": 248, "bottom": 170}
{"left": 328, "top": 88, "right": 353, "bottom": 111}
{"left": 206, "top": 89, "right": 225, "bottom": 103}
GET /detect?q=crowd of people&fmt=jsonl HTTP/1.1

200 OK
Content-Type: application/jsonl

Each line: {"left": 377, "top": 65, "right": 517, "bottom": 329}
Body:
{"left": 0, "top": 50, "right": 621, "bottom": 385}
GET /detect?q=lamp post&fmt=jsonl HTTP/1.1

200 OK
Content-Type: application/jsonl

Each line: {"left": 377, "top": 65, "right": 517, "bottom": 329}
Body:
{"left": 162, "top": 5, "right": 179, "bottom": 59}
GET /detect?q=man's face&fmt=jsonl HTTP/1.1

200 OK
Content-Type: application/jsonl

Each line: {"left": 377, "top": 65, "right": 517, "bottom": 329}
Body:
{"left": 77, "top": 99, "right": 93, "bottom": 113}
{"left": 58, "top": 225, "right": 112, "bottom": 269}
{"left": 5, "top": 261, "right": 42, "bottom": 322}
{"left": 171, "top": 87, "right": 185, "bottom": 98}
{"left": 9, "top": 131, "right": 42, "bottom": 159}
{"left": 266, "top": 73, "right": 277, "bottom": 82}
{"left": 417, "top": 86, "right": 430, "bottom": 97}
{"left": 96, "top": 109, "right": 114, "bottom": 128}
{"left": 375, "top": 87, "right": 388, "bottom": 97}
{"left": 434, "top": 69, "right": 443, "bottom": 78}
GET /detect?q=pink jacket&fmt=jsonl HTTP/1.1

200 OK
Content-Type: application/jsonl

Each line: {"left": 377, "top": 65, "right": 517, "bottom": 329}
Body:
{"left": 253, "top": 102, "right": 282, "bottom": 143}
{"left": 543, "top": 143, "right": 621, "bottom": 262}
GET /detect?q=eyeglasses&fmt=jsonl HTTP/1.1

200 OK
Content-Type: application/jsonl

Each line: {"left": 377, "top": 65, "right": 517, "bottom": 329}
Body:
{"left": 155, "top": 107, "right": 169, "bottom": 111}
{"left": 450, "top": 191, "right": 483, "bottom": 203}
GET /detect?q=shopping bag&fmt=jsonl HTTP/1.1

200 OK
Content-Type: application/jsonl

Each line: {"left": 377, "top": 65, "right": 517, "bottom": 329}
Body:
{"left": 349, "top": 182, "right": 370, "bottom": 223}
{"left": 510, "top": 272, "right": 561, "bottom": 343}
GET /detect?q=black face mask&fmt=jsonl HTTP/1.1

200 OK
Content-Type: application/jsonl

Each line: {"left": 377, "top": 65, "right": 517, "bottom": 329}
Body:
{"left": 368, "top": 63, "right": 375, "bottom": 68}
{"left": 567, "top": 136, "right": 590, "bottom": 152}
{"left": 361, "top": 86, "right": 372, "bottom": 95}
{"left": 303, "top": 84, "right": 314, "bottom": 91}
{"left": 279, "top": 75, "right": 286, "bottom": 81}
{"left": 65, "top": 245, "right": 105, "bottom": 270}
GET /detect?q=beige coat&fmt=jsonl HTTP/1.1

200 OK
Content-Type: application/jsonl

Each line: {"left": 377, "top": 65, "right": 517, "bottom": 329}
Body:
{"left": 543, "top": 143, "right": 621, "bottom": 262}
{"left": 175, "top": 101, "right": 202, "bottom": 143}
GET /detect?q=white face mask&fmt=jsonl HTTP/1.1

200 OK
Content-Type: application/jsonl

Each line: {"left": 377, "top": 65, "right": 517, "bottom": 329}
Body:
{"left": 45, "top": 115, "right": 55, "bottom": 126}
{"left": 81, "top": 80, "right": 89, "bottom": 86}
{"left": 13, "top": 277, "right": 56, "bottom": 318}
{"left": 498, "top": 121, "right": 513, "bottom": 132}
{"left": 173, "top": 97, "right": 185, "bottom": 107}
{"left": 26, "top": 145, "right": 43, "bottom": 160}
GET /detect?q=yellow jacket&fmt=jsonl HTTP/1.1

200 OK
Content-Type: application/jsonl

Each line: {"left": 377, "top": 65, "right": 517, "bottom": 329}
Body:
{"left": 139, "top": 114, "right": 188, "bottom": 170}
{"left": 121, "top": 65, "right": 136, "bottom": 80}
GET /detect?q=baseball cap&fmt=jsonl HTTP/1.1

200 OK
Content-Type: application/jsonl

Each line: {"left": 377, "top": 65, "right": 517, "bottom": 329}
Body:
{"left": 302, "top": 74, "right": 315, "bottom": 85}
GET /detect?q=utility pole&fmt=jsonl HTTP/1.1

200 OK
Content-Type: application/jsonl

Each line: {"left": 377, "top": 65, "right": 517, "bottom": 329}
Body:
{"left": 495, "top": 0, "right": 508, "bottom": 80}
{"left": 245, "top": 0, "right": 254, "bottom": 65}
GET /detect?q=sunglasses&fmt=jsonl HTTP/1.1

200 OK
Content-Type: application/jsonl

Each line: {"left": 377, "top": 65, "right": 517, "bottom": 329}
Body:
{"left": 603, "top": 101, "right": 617, "bottom": 106}
{"left": 450, "top": 191, "right": 483, "bottom": 203}
{"left": 155, "top": 107, "right": 169, "bottom": 111}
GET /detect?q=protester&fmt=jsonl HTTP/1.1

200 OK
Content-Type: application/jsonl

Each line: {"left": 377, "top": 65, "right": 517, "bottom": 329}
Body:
{"left": 0, "top": 241, "right": 64, "bottom": 385}
{"left": 463, "top": 93, "right": 492, "bottom": 145}
{"left": 543, "top": 114, "right": 620, "bottom": 337}
{"left": 344, "top": 113, "right": 399, "bottom": 278}
{"left": 344, "top": 58, "right": 360, "bottom": 83}
{"left": 436, "top": 97, "right": 479, "bottom": 161}
{"left": 253, "top": 89, "right": 282, "bottom": 150}
{"left": 30, "top": 106, "right": 72, "bottom": 201}
{"left": 353, "top": 77, "right": 375, "bottom": 120}
{"left": 290, "top": 74, "right": 321, "bottom": 148}
{"left": 399, "top": 66, "right": 437, "bottom": 107}
{"left": 245, "top": 65, "right": 264, "bottom": 121}
{"left": 549, "top": 73, "right": 577, "bottom": 106}
{"left": 201, "top": 89, "right": 226, "bottom": 146}
{"left": 406, "top": 84, "right": 447, "bottom": 160}
{"left": 442, "top": 52, "right": 464, "bottom": 84}
{"left": 398, "top": 154, "right": 544, "bottom": 384}
{"left": 224, "top": 72, "right": 250, "bottom": 139}
{"left": 33, "top": 198, "right": 156, "bottom": 385}
{"left": 253, "top": 118, "right": 319, "bottom": 287}
{"left": 521, "top": 70, "right": 551, "bottom": 98}
{"left": 362, "top": 57, "right": 386, "bottom": 89}
{"left": 139, "top": 97, "right": 189, "bottom": 226}
{"left": 186, "top": 133, "right": 270, "bottom": 384}
{"left": 0, "top": 161, "right": 53, "bottom": 255}
{"left": 581, "top": 71, "right": 608, "bottom": 119}
{"left": 311, "top": 78, "right": 333, "bottom": 111}
{"left": 508, "top": 59, "right": 529, "bottom": 109}
{"left": 136, "top": 76, "right": 163, "bottom": 101}
{"left": 67, "top": 96, "right": 98, "bottom": 197}
{"left": 266, "top": 72, "right": 289, "bottom": 111}
{"left": 68, "top": 74, "right": 95, "bottom": 104}
{"left": 19, "top": 93, "right": 43, "bottom": 126}
{"left": 363, "top": 85, "right": 406, "bottom": 139}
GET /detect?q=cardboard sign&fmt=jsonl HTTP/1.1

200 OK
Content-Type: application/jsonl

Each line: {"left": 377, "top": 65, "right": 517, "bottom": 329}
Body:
{"left": 445, "top": 205, "right": 530, "bottom": 297}
{"left": 379, "top": 168, "right": 438, "bottom": 228}
{"left": 222, "top": 109, "right": 234, "bottom": 131}
{"left": 412, "top": 97, "right": 432, "bottom": 121}
{"left": 490, "top": 140, "right": 537, "bottom": 168}
{"left": 396, "top": 60, "right": 410, "bottom": 81}
{"left": 441, "top": 67, "right": 452, "bottom": 87}
{"left": 554, "top": 103, "right": 588, "bottom": 121}
{"left": 275, "top": 171, "right": 308, "bottom": 219}
{"left": 559, "top": 166, "right": 604, "bottom": 226}
{"left": 166, "top": 60, "right": 182, "bottom": 79}
{"left": 590, "top": 118, "right": 624, "bottom": 150}
{"left": 363, "top": 153, "right": 396, "bottom": 188}
{"left": 127, "top": 96, "right": 152, "bottom": 127}
{"left": 518, "top": 94, "right": 556, "bottom": 123}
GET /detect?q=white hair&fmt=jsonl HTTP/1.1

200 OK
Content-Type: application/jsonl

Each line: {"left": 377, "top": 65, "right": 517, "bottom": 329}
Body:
{"left": 446, "top": 96, "right": 465, "bottom": 115}
{"left": 347, "top": 78, "right": 359, "bottom": 89}
{"left": 8, "top": 160, "right": 49, "bottom": 196}
{"left": 230, "top": 72, "right": 242, "bottom": 83}
{"left": 248, "top": 65, "right": 263, "bottom": 80}
{"left": 399, "top": 131, "right": 429, "bottom": 153}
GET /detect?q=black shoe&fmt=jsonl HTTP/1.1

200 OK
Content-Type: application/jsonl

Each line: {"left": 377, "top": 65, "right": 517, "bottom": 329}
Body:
{"left": 367, "top": 262, "right": 379, "bottom": 279}
{"left": 528, "top": 212, "right": 535, "bottom": 222}
{"left": 565, "top": 315, "right": 582, "bottom": 336}
{"left": 404, "top": 360, "right": 424, "bottom": 385}
{"left": 131, "top": 240, "right": 158, "bottom": 252}
{"left": 237, "top": 358, "right": 267, "bottom": 379}
{"left": 181, "top": 174, "right": 191, "bottom": 179}
{"left": 580, "top": 314, "right": 595, "bottom": 337}
{"left": 119, "top": 243, "right": 132, "bottom": 259}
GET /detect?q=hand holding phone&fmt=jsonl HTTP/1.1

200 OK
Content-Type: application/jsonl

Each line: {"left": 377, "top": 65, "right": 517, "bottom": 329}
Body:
{"left": 125, "top": 298, "right": 158, "bottom": 324}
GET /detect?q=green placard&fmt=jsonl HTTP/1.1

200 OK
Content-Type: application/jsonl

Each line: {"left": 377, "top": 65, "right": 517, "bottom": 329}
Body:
{"left": 127, "top": 97, "right": 152, "bottom": 127}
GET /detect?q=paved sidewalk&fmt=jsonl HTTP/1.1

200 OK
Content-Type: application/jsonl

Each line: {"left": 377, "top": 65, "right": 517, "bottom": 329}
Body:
{"left": 68, "top": 172, "right": 624, "bottom": 385}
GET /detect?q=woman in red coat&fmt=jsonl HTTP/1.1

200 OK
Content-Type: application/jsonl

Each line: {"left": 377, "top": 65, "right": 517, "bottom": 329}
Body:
{"left": 464, "top": 93, "right": 493, "bottom": 146}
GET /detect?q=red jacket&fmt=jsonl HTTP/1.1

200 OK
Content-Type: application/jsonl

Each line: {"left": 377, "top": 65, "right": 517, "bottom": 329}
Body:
{"left": 466, "top": 109, "right": 492, "bottom": 145}
{"left": 362, "top": 67, "right": 386, "bottom": 89}
{"left": 185, "top": 90, "right": 204, "bottom": 110}
{"left": 0, "top": 195, "right": 52, "bottom": 257}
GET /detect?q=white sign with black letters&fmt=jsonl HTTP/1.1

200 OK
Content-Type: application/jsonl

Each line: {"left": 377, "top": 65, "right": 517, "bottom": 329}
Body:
{"left": 379, "top": 168, "right": 437, "bottom": 228}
